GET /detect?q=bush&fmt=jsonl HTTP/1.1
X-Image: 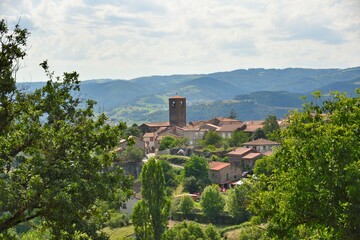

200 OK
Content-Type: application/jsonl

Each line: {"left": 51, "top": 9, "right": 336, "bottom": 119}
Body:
{"left": 106, "top": 212, "right": 130, "bottom": 229}
{"left": 180, "top": 196, "right": 195, "bottom": 217}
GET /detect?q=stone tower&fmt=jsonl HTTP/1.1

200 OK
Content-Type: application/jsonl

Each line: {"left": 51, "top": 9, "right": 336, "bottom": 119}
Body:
{"left": 169, "top": 96, "right": 186, "bottom": 127}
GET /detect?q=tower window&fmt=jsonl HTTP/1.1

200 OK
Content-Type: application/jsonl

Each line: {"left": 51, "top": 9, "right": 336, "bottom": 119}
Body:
{"left": 180, "top": 101, "right": 183, "bottom": 105}
{"left": 172, "top": 101, "right": 176, "bottom": 107}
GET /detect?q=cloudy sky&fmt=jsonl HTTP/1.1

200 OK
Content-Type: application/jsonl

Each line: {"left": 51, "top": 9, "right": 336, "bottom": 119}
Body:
{"left": 2, "top": 0, "right": 360, "bottom": 82}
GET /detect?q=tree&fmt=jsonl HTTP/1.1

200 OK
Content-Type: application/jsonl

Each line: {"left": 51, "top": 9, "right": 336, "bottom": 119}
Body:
{"left": 132, "top": 158, "right": 170, "bottom": 240}
{"left": 162, "top": 221, "right": 220, "bottom": 240}
{"left": 253, "top": 154, "right": 278, "bottom": 176}
{"left": 0, "top": 20, "right": 132, "bottom": 238}
{"left": 179, "top": 196, "right": 194, "bottom": 217}
{"left": 204, "top": 224, "right": 222, "bottom": 240}
{"left": 183, "top": 155, "right": 210, "bottom": 192}
{"left": 159, "top": 136, "right": 177, "bottom": 151}
{"left": 228, "top": 130, "right": 249, "bottom": 147}
{"left": 226, "top": 183, "right": 252, "bottom": 223}
{"left": 262, "top": 115, "right": 280, "bottom": 135}
{"left": 200, "top": 185, "right": 224, "bottom": 221}
{"left": 250, "top": 91, "right": 360, "bottom": 239}
{"left": 229, "top": 109, "right": 237, "bottom": 119}
{"left": 251, "top": 128, "right": 267, "bottom": 140}
{"left": 120, "top": 146, "right": 144, "bottom": 163}
{"left": 124, "top": 123, "right": 142, "bottom": 137}
{"left": 203, "top": 130, "right": 222, "bottom": 147}
{"left": 159, "top": 160, "right": 181, "bottom": 196}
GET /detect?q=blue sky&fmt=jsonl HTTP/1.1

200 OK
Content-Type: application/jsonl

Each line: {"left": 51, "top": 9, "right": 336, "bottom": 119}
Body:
{"left": 1, "top": 0, "right": 360, "bottom": 82}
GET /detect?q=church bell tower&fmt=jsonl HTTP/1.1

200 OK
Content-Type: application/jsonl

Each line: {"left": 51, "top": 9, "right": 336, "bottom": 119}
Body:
{"left": 169, "top": 96, "right": 186, "bottom": 127}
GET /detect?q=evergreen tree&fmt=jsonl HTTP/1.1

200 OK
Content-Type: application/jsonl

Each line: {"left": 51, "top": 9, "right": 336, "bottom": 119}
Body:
{"left": 133, "top": 158, "right": 170, "bottom": 240}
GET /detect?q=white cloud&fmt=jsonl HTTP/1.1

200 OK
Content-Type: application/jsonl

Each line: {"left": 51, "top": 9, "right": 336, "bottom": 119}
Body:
{"left": 0, "top": 0, "right": 359, "bottom": 82}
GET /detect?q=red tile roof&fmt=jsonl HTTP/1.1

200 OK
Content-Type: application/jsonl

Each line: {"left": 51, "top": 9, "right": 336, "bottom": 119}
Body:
{"left": 243, "top": 138, "right": 280, "bottom": 146}
{"left": 210, "top": 161, "right": 231, "bottom": 170}
{"left": 170, "top": 95, "right": 185, "bottom": 99}
{"left": 217, "top": 123, "right": 245, "bottom": 132}
{"left": 262, "top": 151, "right": 273, "bottom": 156}
{"left": 227, "top": 147, "right": 253, "bottom": 156}
{"left": 243, "top": 152, "right": 262, "bottom": 160}
{"left": 143, "top": 132, "right": 155, "bottom": 138}
{"left": 244, "top": 124, "right": 263, "bottom": 132}
{"left": 143, "top": 122, "right": 170, "bottom": 127}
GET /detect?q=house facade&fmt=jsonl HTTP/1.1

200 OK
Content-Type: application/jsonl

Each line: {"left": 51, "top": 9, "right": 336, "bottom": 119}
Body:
{"left": 242, "top": 138, "right": 280, "bottom": 153}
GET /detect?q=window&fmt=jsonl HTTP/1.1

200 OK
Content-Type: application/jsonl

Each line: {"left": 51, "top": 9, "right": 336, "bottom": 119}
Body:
{"left": 172, "top": 101, "right": 176, "bottom": 107}
{"left": 150, "top": 137, "right": 153, "bottom": 141}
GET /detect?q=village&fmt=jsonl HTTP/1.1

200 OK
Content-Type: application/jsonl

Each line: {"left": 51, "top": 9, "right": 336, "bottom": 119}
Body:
{"left": 116, "top": 95, "right": 283, "bottom": 219}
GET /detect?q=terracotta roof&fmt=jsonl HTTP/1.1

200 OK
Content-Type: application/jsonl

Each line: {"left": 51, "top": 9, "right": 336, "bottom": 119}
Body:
{"left": 263, "top": 151, "right": 273, "bottom": 156}
{"left": 244, "top": 124, "right": 263, "bottom": 132}
{"left": 143, "top": 122, "right": 170, "bottom": 127}
{"left": 169, "top": 95, "right": 185, "bottom": 99}
{"left": 143, "top": 132, "right": 156, "bottom": 138}
{"left": 227, "top": 147, "right": 253, "bottom": 156}
{"left": 201, "top": 123, "right": 220, "bottom": 130}
{"left": 210, "top": 161, "right": 231, "bottom": 170}
{"left": 155, "top": 126, "right": 168, "bottom": 134}
{"left": 217, "top": 123, "right": 245, "bottom": 132}
{"left": 244, "top": 120, "right": 264, "bottom": 125}
{"left": 243, "top": 138, "right": 280, "bottom": 146}
{"left": 243, "top": 152, "right": 262, "bottom": 160}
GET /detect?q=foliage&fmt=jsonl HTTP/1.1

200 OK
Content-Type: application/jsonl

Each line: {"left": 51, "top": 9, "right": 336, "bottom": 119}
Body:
{"left": 0, "top": 20, "right": 132, "bottom": 239}
{"left": 159, "top": 136, "right": 188, "bottom": 151}
{"left": 132, "top": 158, "right": 170, "bottom": 240}
{"left": 159, "top": 159, "right": 181, "bottom": 196}
{"left": 200, "top": 185, "right": 224, "bottom": 221}
{"left": 183, "top": 155, "right": 210, "bottom": 192}
{"left": 253, "top": 155, "right": 278, "bottom": 176}
{"left": 179, "top": 196, "right": 195, "bottom": 217}
{"left": 159, "top": 136, "right": 177, "bottom": 151}
{"left": 163, "top": 221, "right": 220, "bottom": 240}
{"left": 226, "top": 183, "right": 252, "bottom": 223}
{"left": 262, "top": 115, "right": 280, "bottom": 135}
{"left": 156, "top": 154, "right": 189, "bottom": 166}
{"left": 237, "top": 224, "right": 265, "bottom": 240}
{"left": 183, "top": 176, "right": 201, "bottom": 194}
{"left": 229, "top": 109, "right": 237, "bottom": 119}
{"left": 204, "top": 224, "right": 222, "bottom": 240}
{"left": 228, "top": 130, "right": 250, "bottom": 147}
{"left": 250, "top": 91, "right": 360, "bottom": 239}
{"left": 106, "top": 212, "right": 130, "bottom": 229}
{"left": 251, "top": 128, "right": 267, "bottom": 140}
{"left": 203, "top": 131, "right": 223, "bottom": 147}
{"left": 120, "top": 146, "right": 144, "bottom": 163}
{"left": 124, "top": 123, "right": 142, "bottom": 137}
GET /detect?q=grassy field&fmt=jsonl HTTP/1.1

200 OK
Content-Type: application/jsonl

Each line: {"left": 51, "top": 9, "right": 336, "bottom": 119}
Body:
{"left": 102, "top": 225, "right": 135, "bottom": 240}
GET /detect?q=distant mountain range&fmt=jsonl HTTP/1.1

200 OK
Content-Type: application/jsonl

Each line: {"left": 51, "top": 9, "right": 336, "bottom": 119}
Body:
{"left": 18, "top": 67, "right": 360, "bottom": 124}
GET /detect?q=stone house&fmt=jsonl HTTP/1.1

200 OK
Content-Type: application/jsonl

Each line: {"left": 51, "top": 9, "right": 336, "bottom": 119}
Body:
{"left": 209, "top": 161, "right": 239, "bottom": 188}
{"left": 216, "top": 122, "right": 246, "bottom": 138}
{"left": 242, "top": 138, "right": 280, "bottom": 153}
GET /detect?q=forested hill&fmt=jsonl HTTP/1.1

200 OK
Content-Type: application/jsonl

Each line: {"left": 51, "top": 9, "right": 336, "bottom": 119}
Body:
{"left": 18, "top": 67, "right": 360, "bottom": 123}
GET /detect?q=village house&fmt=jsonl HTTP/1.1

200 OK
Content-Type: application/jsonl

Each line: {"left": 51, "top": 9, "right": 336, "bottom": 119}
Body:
{"left": 226, "top": 147, "right": 263, "bottom": 172}
{"left": 243, "top": 120, "right": 264, "bottom": 134}
{"left": 215, "top": 122, "right": 246, "bottom": 138}
{"left": 138, "top": 121, "right": 170, "bottom": 134}
{"left": 209, "top": 161, "right": 239, "bottom": 188}
{"left": 242, "top": 138, "right": 281, "bottom": 153}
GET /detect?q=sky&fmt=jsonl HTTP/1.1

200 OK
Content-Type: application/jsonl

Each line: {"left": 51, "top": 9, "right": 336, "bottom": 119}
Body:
{"left": 1, "top": 0, "right": 360, "bottom": 82}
